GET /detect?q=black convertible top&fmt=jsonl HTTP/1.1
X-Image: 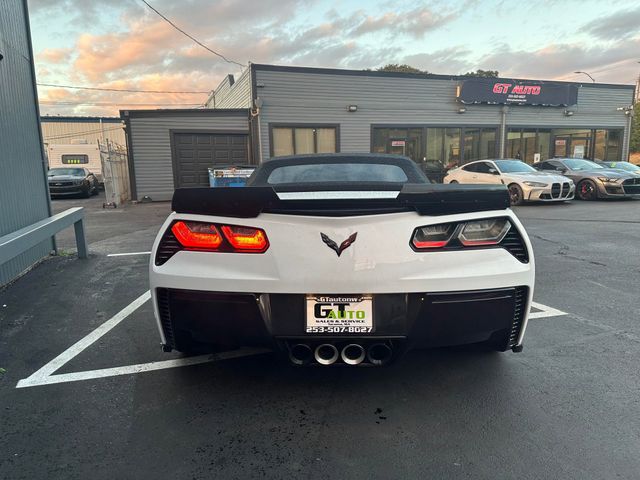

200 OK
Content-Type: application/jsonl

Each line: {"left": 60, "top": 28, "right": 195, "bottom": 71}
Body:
{"left": 171, "top": 154, "right": 509, "bottom": 217}
{"left": 247, "top": 153, "right": 429, "bottom": 186}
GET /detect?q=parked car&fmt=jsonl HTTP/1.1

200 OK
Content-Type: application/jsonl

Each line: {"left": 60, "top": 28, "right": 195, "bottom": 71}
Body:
{"left": 443, "top": 159, "right": 574, "bottom": 205}
{"left": 595, "top": 161, "right": 640, "bottom": 176}
{"left": 150, "top": 153, "right": 534, "bottom": 365}
{"left": 533, "top": 158, "right": 640, "bottom": 200}
{"left": 48, "top": 167, "right": 99, "bottom": 198}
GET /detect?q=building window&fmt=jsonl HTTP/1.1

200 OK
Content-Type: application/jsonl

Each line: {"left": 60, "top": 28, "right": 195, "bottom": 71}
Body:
{"left": 271, "top": 126, "right": 338, "bottom": 157}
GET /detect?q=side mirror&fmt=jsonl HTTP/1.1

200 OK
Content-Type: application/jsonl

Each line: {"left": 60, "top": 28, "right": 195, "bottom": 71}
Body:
{"left": 488, "top": 168, "right": 498, "bottom": 175}
{"left": 556, "top": 167, "right": 567, "bottom": 173}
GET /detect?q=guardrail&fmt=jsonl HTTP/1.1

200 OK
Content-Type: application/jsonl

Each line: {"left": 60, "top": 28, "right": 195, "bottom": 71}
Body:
{"left": 0, "top": 207, "right": 88, "bottom": 265}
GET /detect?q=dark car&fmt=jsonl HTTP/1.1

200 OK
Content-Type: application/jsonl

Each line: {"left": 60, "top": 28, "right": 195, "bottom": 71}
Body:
{"left": 533, "top": 158, "right": 640, "bottom": 200}
{"left": 595, "top": 161, "right": 640, "bottom": 176}
{"left": 48, "top": 167, "right": 99, "bottom": 198}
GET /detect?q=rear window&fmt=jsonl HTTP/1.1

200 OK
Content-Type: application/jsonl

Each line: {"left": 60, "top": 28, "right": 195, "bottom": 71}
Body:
{"left": 266, "top": 163, "right": 409, "bottom": 184}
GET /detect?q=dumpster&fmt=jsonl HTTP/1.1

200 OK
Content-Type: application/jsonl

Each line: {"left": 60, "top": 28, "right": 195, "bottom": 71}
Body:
{"left": 208, "top": 165, "right": 255, "bottom": 188}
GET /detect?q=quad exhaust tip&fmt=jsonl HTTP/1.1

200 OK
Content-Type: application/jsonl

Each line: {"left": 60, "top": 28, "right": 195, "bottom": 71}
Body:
{"left": 289, "top": 343, "right": 313, "bottom": 365}
{"left": 341, "top": 344, "right": 366, "bottom": 365}
{"left": 367, "top": 343, "right": 393, "bottom": 366}
{"left": 314, "top": 344, "right": 339, "bottom": 365}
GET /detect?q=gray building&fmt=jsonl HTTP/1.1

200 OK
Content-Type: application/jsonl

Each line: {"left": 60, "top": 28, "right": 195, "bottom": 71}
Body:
{"left": 0, "top": 0, "right": 53, "bottom": 286}
{"left": 209, "top": 64, "right": 635, "bottom": 171}
{"left": 124, "top": 63, "right": 635, "bottom": 199}
{"left": 121, "top": 109, "right": 250, "bottom": 201}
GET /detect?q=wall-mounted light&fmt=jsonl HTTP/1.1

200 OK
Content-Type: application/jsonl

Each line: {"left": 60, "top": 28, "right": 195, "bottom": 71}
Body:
{"left": 564, "top": 109, "right": 575, "bottom": 116}
{"left": 347, "top": 105, "right": 358, "bottom": 112}
{"left": 457, "top": 107, "right": 467, "bottom": 114}
{"left": 617, "top": 105, "right": 634, "bottom": 115}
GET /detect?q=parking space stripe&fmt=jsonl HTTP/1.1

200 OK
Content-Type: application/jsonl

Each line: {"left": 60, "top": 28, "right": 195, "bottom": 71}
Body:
{"left": 15, "top": 348, "right": 271, "bottom": 388}
{"left": 107, "top": 251, "right": 151, "bottom": 257}
{"left": 528, "top": 301, "right": 567, "bottom": 319}
{"left": 16, "top": 291, "right": 151, "bottom": 388}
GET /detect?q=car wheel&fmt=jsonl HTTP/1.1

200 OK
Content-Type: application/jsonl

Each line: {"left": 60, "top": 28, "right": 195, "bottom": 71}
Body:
{"left": 449, "top": 180, "right": 459, "bottom": 184}
{"left": 577, "top": 179, "right": 597, "bottom": 200}
{"left": 508, "top": 183, "right": 524, "bottom": 205}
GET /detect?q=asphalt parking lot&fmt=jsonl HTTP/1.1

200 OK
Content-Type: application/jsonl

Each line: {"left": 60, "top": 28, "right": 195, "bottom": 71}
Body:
{"left": 1, "top": 193, "right": 639, "bottom": 479}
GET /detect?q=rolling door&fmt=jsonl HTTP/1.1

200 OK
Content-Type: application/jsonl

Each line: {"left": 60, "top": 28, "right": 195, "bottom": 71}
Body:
{"left": 173, "top": 133, "right": 248, "bottom": 188}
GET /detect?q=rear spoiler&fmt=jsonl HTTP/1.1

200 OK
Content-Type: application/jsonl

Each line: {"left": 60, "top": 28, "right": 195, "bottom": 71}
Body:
{"left": 171, "top": 184, "right": 510, "bottom": 218}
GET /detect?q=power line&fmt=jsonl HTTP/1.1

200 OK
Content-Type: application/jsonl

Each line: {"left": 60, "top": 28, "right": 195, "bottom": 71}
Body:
{"left": 139, "top": 0, "right": 245, "bottom": 68}
{"left": 40, "top": 101, "right": 203, "bottom": 106}
{"left": 37, "top": 83, "right": 210, "bottom": 94}
{"left": 43, "top": 126, "right": 124, "bottom": 141}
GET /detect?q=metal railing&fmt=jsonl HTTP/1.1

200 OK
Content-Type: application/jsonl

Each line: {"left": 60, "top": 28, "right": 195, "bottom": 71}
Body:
{"left": 0, "top": 207, "right": 88, "bottom": 265}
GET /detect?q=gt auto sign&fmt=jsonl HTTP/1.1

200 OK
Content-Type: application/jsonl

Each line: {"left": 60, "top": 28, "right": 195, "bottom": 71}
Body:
{"left": 458, "top": 78, "right": 578, "bottom": 106}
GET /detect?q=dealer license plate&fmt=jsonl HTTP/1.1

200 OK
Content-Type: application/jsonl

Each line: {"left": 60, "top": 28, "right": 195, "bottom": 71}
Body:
{"left": 305, "top": 295, "right": 373, "bottom": 334}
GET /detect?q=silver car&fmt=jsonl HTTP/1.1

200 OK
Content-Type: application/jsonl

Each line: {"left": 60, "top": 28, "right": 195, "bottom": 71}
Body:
{"left": 534, "top": 158, "right": 640, "bottom": 200}
{"left": 443, "top": 159, "right": 574, "bottom": 205}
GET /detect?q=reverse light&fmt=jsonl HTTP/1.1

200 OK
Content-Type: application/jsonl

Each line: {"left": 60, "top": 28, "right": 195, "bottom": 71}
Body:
{"left": 458, "top": 218, "right": 511, "bottom": 246}
{"left": 221, "top": 225, "right": 269, "bottom": 252}
{"left": 412, "top": 223, "right": 456, "bottom": 249}
{"left": 171, "top": 221, "right": 223, "bottom": 249}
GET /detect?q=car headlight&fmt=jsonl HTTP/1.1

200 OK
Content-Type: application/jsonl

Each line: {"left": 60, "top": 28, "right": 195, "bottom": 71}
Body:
{"left": 524, "top": 181, "right": 548, "bottom": 187}
{"left": 597, "top": 177, "right": 619, "bottom": 183}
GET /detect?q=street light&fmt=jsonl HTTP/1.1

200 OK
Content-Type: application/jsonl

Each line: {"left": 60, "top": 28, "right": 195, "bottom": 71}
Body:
{"left": 574, "top": 71, "right": 595, "bottom": 83}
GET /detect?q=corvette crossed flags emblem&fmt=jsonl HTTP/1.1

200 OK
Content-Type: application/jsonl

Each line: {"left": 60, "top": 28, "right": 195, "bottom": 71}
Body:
{"left": 320, "top": 232, "right": 358, "bottom": 257}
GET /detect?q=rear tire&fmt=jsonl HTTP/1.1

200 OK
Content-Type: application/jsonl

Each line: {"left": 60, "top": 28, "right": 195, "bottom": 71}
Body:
{"left": 577, "top": 179, "right": 597, "bottom": 200}
{"left": 508, "top": 183, "right": 524, "bottom": 205}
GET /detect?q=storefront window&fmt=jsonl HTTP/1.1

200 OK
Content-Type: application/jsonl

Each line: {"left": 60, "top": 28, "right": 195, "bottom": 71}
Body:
{"left": 271, "top": 126, "right": 337, "bottom": 157}
{"left": 537, "top": 131, "right": 551, "bottom": 161}
{"left": 506, "top": 130, "right": 522, "bottom": 159}
{"left": 605, "top": 130, "right": 622, "bottom": 161}
{"left": 372, "top": 127, "right": 424, "bottom": 162}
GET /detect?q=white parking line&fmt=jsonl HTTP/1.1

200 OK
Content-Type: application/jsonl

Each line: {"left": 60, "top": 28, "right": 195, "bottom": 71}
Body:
{"left": 107, "top": 251, "right": 151, "bottom": 257}
{"left": 15, "top": 294, "right": 567, "bottom": 388}
{"left": 529, "top": 301, "right": 567, "bottom": 319}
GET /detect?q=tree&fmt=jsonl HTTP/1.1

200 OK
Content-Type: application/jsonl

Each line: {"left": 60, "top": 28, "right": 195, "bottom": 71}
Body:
{"left": 463, "top": 69, "right": 499, "bottom": 78}
{"left": 630, "top": 109, "right": 640, "bottom": 153}
{"left": 376, "top": 64, "right": 427, "bottom": 74}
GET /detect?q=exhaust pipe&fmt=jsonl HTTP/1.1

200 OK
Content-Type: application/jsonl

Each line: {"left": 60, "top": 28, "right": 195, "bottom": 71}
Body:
{"left": 289, "top": 343, "right": 313, "bottom": 365}
{"left": 341, "top": 344, "right": 365, "bottom": 365}
{"left": 367, "top": 343, "right": 393, "bottom": 366}
{"left": 314, "top": 344, "right": 339, "bottom": 365}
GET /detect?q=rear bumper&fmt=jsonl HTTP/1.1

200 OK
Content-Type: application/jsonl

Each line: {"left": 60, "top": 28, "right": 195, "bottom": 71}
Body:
{"left": 155, "top": 286, "right": 530, "bottom": 361}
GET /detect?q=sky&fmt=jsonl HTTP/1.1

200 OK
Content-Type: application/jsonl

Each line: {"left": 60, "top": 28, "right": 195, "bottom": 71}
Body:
{"left": 28, "top": 0, "right": 640, "bottom": 116}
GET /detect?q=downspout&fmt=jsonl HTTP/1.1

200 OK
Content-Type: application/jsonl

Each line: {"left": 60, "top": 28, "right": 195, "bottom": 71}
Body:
{"left": 623, "top": 107, "right": 633, "bottom": 161}
{"left": 499, "top": 106, "right": 509, "bottom": 159}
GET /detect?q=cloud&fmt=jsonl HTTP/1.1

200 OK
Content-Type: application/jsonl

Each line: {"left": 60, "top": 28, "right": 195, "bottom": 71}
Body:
{"left": 37, "top": 48, "right": 72, "bottom": 63}
{"left": 583, "top": 6, "right": 640, "bottom": 40}
{"left": 403, "top": 46, "right": 474, "bottom": 74}
{"left": 478, "top": 38, "right": 640, "bottom": 84}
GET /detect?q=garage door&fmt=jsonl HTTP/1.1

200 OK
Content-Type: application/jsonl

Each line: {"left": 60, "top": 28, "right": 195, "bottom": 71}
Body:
{"left": 172, "top": 132, "right": 248, "bottom": 188}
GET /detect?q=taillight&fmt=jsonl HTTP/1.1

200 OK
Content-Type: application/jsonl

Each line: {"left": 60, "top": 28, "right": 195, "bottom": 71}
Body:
{"left": 171, "top": 221, "right": 223, "bottom": 249}
{"left": 458, "top": 218, "right": 510, "bottom": 246}
{"left": 221, "top": 225, "right": 269, "bottom": 252}
{"left": 411, "top": 217, "right": 517, "bottom": 255}
{"left": 411, "top": 223, "right": 455, "bottom": 249}
{"left": 162, "top": 220, "right": 269, "bottom": 259}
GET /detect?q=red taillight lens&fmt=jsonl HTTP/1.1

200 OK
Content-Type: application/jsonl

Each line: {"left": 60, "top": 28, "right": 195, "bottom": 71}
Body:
{"left": 221, "top": 225, "right": 269, "bottom": 252}
{"left": 411, "top": 223, "right": 456, "bottom": 249}
{"left": 171, "top": 221, "right": 223, "bottom": 249}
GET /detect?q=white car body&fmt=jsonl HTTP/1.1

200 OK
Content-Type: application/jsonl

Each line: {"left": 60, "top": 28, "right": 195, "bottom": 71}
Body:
{"left": 150, "top": 154, "right": 535, "bottom": 366}
{"left": 444, "top": 159, "right": 574, "bottom": 203}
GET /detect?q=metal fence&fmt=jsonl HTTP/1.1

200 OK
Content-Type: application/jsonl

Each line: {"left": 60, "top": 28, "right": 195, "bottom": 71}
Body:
{"left": 98, "top": 140, "right": 131, "bottom": 207}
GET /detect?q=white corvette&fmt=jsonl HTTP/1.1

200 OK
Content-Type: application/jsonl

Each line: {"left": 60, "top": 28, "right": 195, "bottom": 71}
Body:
{"left": 150, "top": 154, "right": 535, "bottom": 366}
